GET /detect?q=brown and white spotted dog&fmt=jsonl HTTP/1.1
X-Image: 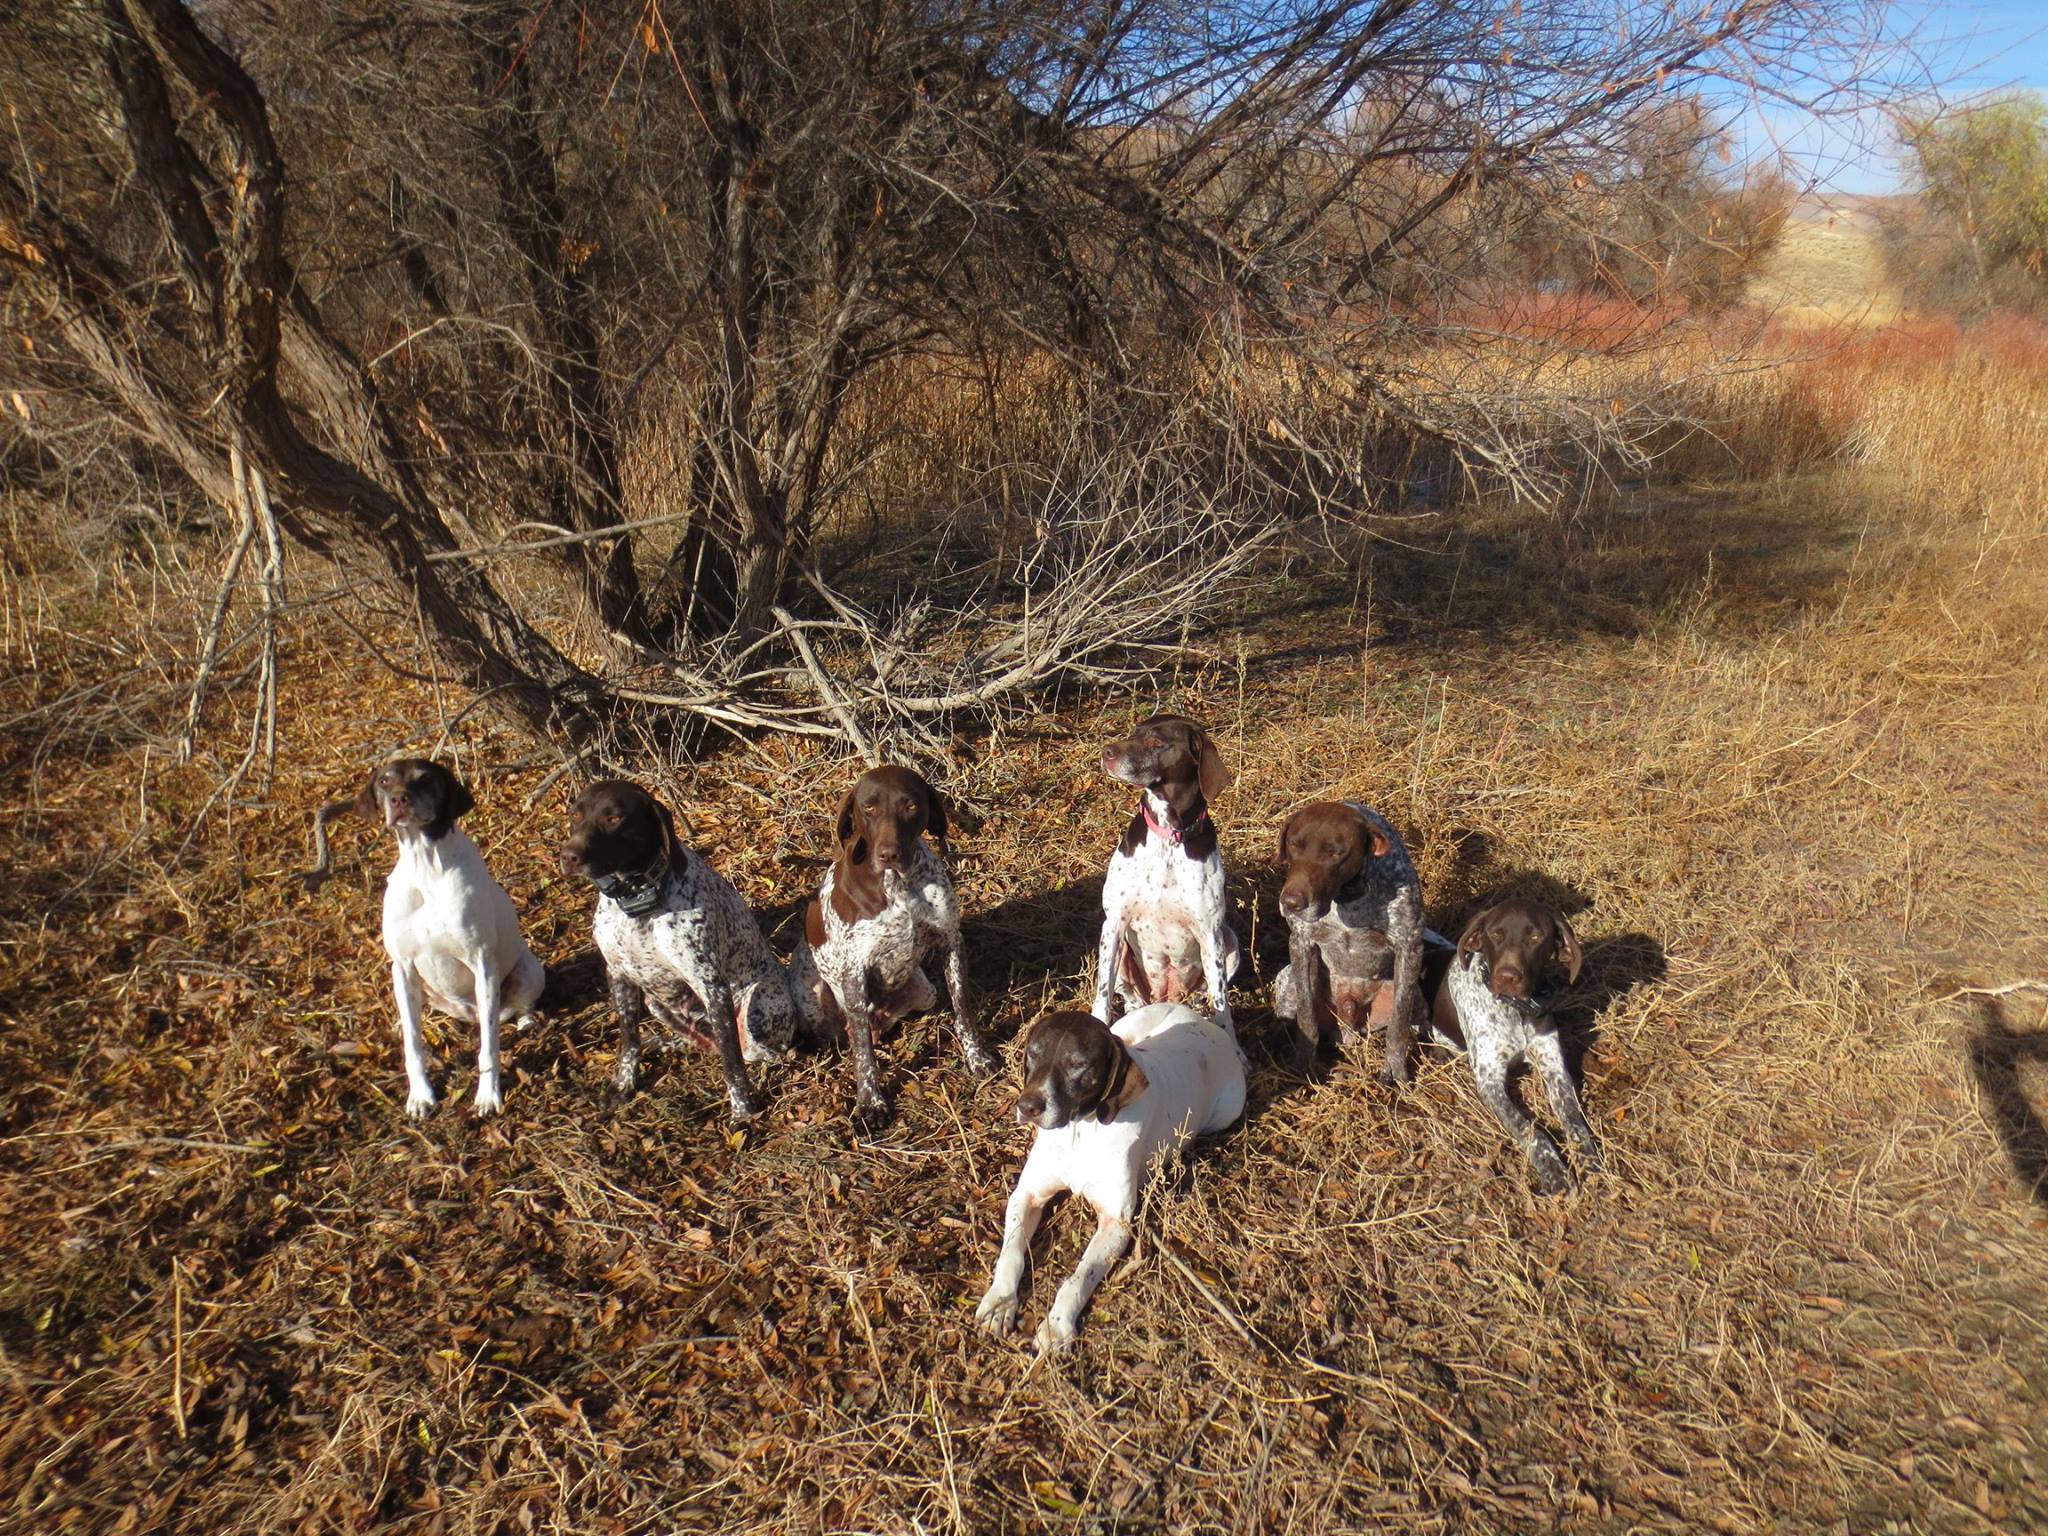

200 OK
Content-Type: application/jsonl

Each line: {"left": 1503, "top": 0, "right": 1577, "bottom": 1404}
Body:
{"left": 559, "top": 780, "right": 796, "bottom": 1122}
{"left": 1270, "top": 800, "right": 1425, "bottom": 1085}
{"left": 790, "top": 765, "right": 999, "bottom": 1124}
{"left": 1432, "top": 897, "right": 1597, "bottom": 1194}
{"left": 1093, "top": 715, "right": 1242, "bottom": 1034}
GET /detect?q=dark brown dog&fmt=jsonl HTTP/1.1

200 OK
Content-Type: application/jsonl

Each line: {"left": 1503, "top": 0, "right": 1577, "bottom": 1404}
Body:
{"left": 1013, "top": 1010, "right": 1150, "bottom": 1130}
{"left": 791, "top": 765, "right": 997, "bottom": 1122}
{"left": 1272, "top": 800, "right": 1424, "bottom": 1082}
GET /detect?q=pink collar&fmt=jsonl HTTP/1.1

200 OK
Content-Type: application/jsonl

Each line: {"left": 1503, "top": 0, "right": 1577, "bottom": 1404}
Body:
{"left": 1140, "top": 798, "right": 1209, "bottom": 845}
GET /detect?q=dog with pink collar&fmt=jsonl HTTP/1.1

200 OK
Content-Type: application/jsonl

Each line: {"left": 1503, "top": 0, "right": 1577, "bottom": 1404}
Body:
{"left": 1091, "top": 715, "right": 1242, "bottom": 1036}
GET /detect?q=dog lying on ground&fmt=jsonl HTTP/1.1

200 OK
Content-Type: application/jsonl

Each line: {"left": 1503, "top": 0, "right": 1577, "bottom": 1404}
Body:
{"left": 976, "top": 1003, "right": 1246, "bottom": 1354}
{"left": 1432, "top": 896, "right": 1598, "bottom": 1193}
{"left": 790, "top": 764, "right": 998, "bottom": 1124}
{"left": 356, "top": 758, "right": 544, "bottom": 1117}
{"left": 559, "top": 779, "right": 796, "bottom": 1122}
{"left": 1094, "top": 715, "right": 1241, "bottom": 1034}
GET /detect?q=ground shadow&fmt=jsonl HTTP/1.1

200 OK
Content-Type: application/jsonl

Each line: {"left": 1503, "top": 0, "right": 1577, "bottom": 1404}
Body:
{"left": 1967, "top": 1000, "right": 2048, "bottom": 1206}
{"left": 963, "top": 874, "right": 1108, "bottom": 1019}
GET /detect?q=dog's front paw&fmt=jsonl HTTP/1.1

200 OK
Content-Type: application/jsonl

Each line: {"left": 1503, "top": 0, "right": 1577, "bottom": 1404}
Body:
{"left": 852, "top": 1084, "right": 893, "bottom": 1129}
{"left": 513, "top": 1012, "right": 538, "bottom": 1033}
{"left": 612, "top": 1052, "right": 641, "bottom": 1096}
{"left": 1527, "top": 1137, "right": 1573, "bottom": 1196}
{"left": 728, "top": 1085, "right": 767, "bottom": 1124}
{"left": 405, "top": 1086, "right": 437, "bottom": 1119}
{"left": 975, "top": 1288, "right": 1020, "bottom": 1336}
{"left": 473, "top": 1078, "right": 503, "bottom": 1116}
{"left": 1034, "top": 1311, "right": 1078, "bottom": 1356}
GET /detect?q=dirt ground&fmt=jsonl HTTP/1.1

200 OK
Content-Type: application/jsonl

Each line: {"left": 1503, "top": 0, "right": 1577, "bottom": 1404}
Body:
{"left": 2, "top": 452, "right": 2046, "bottom": 1533}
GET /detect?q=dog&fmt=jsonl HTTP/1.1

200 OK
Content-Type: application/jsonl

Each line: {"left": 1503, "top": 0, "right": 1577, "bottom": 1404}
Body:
{"left": 559, "top": 780, "right": 796, "bottom": 1122}
{"left": 1093, "top": 715, "right": 1241, "bottom": 1033}
{"left": 354, "top": 758, "right": 544, "bottom": 1117}
{"left": 1432, "top": 897, "right": 1598, "bottom": 1193}
{"left": 975, "top": 1003, "right": 1246, "bottom": 1354}
{"left": 1270, "top": 800, "right": 1425, "bottom": 1084}
{"left": 790, "top": 764, "right": 998, "bottom": 1123}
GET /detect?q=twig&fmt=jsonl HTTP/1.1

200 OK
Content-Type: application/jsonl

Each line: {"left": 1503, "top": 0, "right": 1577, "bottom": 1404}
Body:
{"left": 296, "top": 796, "right": 359, "bottom": 896}
{"left": 772, "top": 605, "right": 877, "bottom": 763}
{"left": 1938, "top": 980, "right": 2048, "bottom": 1002}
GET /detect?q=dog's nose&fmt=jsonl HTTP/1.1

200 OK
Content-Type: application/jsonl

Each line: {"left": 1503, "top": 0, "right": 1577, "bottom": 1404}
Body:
{"left": 1279, "top": 885, "right": 1309, "bottom": 913}
{"left": 1015, "top": 1091, "right": 1045, "bottom": 1123}
{"left": 557, "top": 846, "right": 585, "bottom": 877}
{"left": 1494, "top": 967, "right": 1528, "bottom": 997}
{"left": 873, "top": 843, "right": 902, "bottom": 868}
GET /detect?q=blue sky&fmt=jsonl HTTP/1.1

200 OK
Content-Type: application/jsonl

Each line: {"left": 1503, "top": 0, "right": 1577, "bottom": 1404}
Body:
{"left": 1737, "top": 2, "right": 2048, "bottom": 193}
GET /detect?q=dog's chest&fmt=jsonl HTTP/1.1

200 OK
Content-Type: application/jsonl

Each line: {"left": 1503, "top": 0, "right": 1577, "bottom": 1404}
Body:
{"left": 1447, "top": 955, "right": 1539, "bottom": 1064}
{"left": 821, "top": 854, "right": 952, "bottom": 982}
{"left": 1107, "top": 836, "right": 1215, "bottom": 930}
{"left": 594, "top": 869, "right": 724, "bottom": 984}
{"left": 381, "top": 842, "right": 485, "bottom": 961}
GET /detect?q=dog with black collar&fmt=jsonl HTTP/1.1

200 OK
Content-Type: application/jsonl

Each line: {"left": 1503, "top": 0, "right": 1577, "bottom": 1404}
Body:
{"left": 1092, "top": 715, "right": 1242, "bottom": 1035}
{"left": 559, "top": 779, "right": 796, "bottom": 1121}
{"left": 1271, "top": 799, "right": 1426, "bottom": 1084}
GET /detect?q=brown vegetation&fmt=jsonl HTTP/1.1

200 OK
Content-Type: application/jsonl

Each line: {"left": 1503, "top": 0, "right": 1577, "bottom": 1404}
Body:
{"left": 3, "top": 312, "right": 2046, "bottom": 1531}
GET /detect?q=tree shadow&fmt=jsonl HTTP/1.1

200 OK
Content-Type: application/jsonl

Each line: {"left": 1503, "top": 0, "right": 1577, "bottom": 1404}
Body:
{"left": 1966, "top": 1000, "right": 2048, "bottom": 1206}
{"left": 963, "top": 874, "right": 1109, "bottom": 1025}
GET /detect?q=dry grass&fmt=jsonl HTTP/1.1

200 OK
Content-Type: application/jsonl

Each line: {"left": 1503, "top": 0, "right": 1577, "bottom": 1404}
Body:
{"left": 3, "top": 321, "right": 2048, "bottom": 1535}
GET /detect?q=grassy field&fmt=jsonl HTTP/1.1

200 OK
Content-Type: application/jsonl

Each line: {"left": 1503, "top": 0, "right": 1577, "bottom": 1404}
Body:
{"left": 3, "top": 313, "right": 2047, "bottom": 1534}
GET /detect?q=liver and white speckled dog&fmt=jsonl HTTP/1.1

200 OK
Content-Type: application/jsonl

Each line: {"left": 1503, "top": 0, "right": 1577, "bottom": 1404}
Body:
{"left": 1093, "top": 715, "right": 1241, "bottom": 1034}
{"left": 976, "top": 1003, "right": 1246, "bottom": 1354}
{"left": 1432, "top": 897, "right": 1597, "bottom": 1194}
{"left": 356, "top": 758, "right": 545, "bottom": 1118}
{"left": 1271, "top": 800, "right": 1424, "bottom": 1085}
{"left": 559, "top": 780, "right": 795, "bottom": 1122}
{"left": 790, "top": 765, "right": 998, "bottom": 1124}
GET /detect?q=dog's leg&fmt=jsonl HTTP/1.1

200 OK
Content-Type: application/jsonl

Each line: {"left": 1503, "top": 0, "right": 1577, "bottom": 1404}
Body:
{"left": 700, "top": 979, "right": 765, "bottom": 1123}
{"left": 1036, "top": 1208, "right": 1132, "bottom": 1355}
{"left": 392, "top": 960, "right": 435, "bottom": 1118}
{"left": 942, "top": 938, "right": 999, "bottom": 1079}
{"left": 844, "top": 994, "right": 891, "bottom": 1125}
{"left": 1530, "top": 1030, "right": 1603, "bottom": 1173}
{"left": 471, "top": 956, "right": 505, "bottom": 1114}
{"left": 976, "top": 1182, "right": 1053, "bottom": 1337}
{"left": 1380, "top": 931, "right": 1421, "bottom": 1088}
{"left": 1202, "top": 917, "right": 1239, "bottom": 1034}
{"left": 609, "top": 971, "right": 646, "bottom": 1094}
{"left": 1472, "top": 1047, "right": 1571, "bottom": 1194}
{"left": 1284, "top": 930, "right": 1320, "bottom": 1073}
{"left": 506, "top": 950, "right": 544, "bottom": 1032}
{"left": 1092, "top": 907, "right": 1126, "bottom": 1024}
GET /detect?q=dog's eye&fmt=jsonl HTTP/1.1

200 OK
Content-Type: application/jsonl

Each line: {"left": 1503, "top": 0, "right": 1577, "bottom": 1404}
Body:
{"left": 604, "top": 813, "right": 621, "bottom": 829}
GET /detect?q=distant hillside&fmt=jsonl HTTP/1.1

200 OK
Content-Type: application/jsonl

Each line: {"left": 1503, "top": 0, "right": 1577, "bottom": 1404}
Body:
{"left": 1746, "top": 191, "right": 1913, "bottom": 322}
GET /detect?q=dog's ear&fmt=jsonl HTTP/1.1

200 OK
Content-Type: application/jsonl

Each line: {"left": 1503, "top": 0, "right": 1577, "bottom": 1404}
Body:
{"left": 1351, "top": 804, "right": 1391, "bottom": 859}
{"left": 1456, "top": 906, "right": 1494, "bottom": 960}
{"left": 1276, "top": 811, "right": 1295, "bottom": 866}
{"left": 1094, "top": 1036, "right": 1151, "bottom": 1124}
{"left": 351, "top": 766, "right": 381, "bottom": 819}
{"left": 1191, "top": 724, "right": 1232, "bottom": 802}
{"left": 1553, "top": 911, "right": 1583, "bottom": 985}
{"left": 442, "top": 767, "right": 475, "bottom": 823}
{"left": 655, "top": 798, "right": 682, "bottom": 867}
{"left": 923, "top": 778, "right": 949, "bottom": 850}
{"left": 835, "top": 785, "right": 858, "bottom": 846}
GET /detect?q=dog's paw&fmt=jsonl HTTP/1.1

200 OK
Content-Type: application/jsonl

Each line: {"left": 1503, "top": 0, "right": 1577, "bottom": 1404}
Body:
{"left": 975, "top": 1289, "right": 1020, "bottom": 1336}
{"left": 852, "top": 1085, "right": 893, "bottom": 1129}
{"left": 513, "top": 1012, "right": 538, "bottom": 1033}
{"left": 1528, "top": 1139, "right": 1574, "bottom": 1196}
{"left": 404, "top": 1087, "right": 437, "bottom": 1119}
{"left": 612, "top": 1053, "right": 641, "bottom": 1095}
{"left": 727, "top": 1085, "right": 767, "bottom": 1124}
{"left": 1034, "top": 1312, "right": 1078, "bottom": 1356}
{"left": 473, "top": 1079, "right": 503, "bottom": 1116}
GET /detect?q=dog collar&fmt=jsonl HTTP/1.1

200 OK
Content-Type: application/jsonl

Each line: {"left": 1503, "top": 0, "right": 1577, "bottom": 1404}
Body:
{"left": 593, "top": 847, "right": 673, "bottom": 918}
{"left": 1139, "top": 798, "right": 1210, "bottom": 846}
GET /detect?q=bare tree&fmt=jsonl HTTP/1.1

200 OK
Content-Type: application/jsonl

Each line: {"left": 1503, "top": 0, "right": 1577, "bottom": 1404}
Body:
{"left": 0, "top": 0, "right": 1907, "bottom": 755}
